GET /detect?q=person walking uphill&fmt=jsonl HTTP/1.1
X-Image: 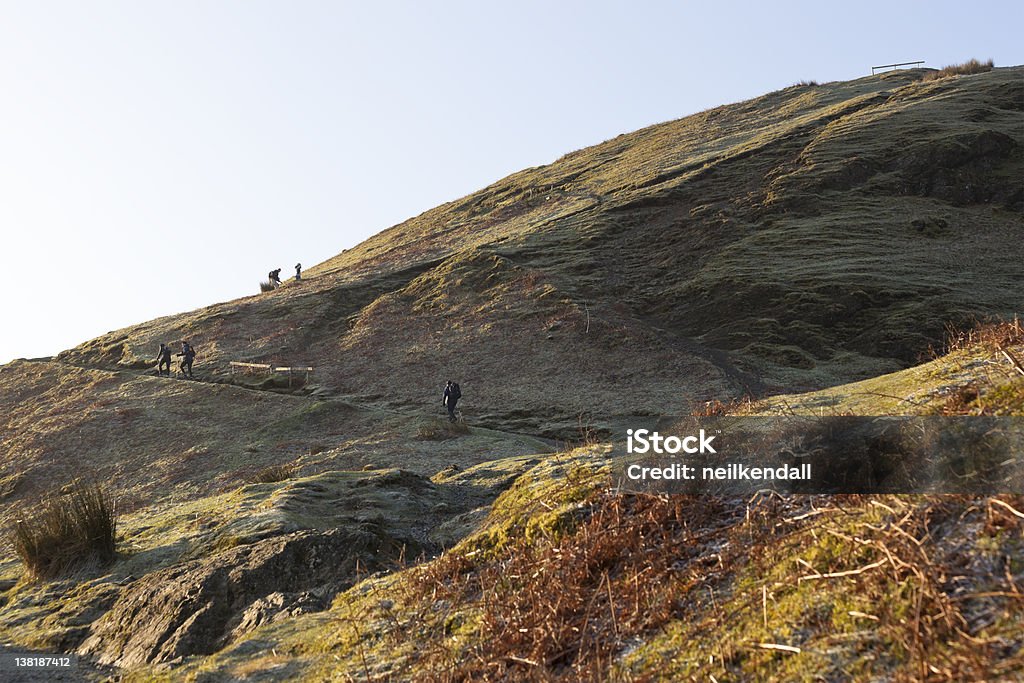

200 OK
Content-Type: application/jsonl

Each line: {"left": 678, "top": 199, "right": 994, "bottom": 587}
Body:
{"left": 177, "top": 341, "right": 197, "bottom": 378}
{"left": 156, "top": 343, "right": 173, "bottom": 376}
{"left": 294, "top": 263, "right": 302, "bottom": 281}
{"left": 443, "top": 380, "right": 462, "bottom": 422}
{"left": 269, "top": 269, "right": 282, "bottom": 288}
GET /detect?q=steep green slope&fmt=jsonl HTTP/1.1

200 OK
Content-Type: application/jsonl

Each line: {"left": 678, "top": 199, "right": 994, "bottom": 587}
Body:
{"left": 52, "top": 67, "right": 1022, "bottom": 437}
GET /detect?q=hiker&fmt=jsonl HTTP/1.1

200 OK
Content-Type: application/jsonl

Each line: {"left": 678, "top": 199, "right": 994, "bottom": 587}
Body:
{"left": 269, "top": 269, "right": 282, "bottom": 288}
{"left": 295, "top": 263, "right": 302, "bottom": 281}
{"left": 156, "top": 343, "right": 172, "bottom": 376}
{"left": 443, "top": 380, "right": 462, "bottom": 422}
{"left": 177, "top": 341, "right": 197, "bottom": 378}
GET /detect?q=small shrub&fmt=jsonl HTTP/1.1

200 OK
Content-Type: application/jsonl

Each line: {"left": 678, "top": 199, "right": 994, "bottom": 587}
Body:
{"left": 921, "top": 58, "right": 994, "bottom": 81}
{"left": 942, "top": 316, "right": 1024, "bottom": 355}
{"left": 248, "top": 463, "right": 296, "bottom": 483}
{"left": 259, "top": 279, "right": 276, "bottom": 293}
{"left": 8, "top": 480, "right": 117, "bottom": 580}
{"left": 559, "top": 413, "right": 601, "bottom": 450}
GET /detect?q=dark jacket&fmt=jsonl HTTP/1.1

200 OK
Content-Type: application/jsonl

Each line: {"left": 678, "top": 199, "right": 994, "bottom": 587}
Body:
{"left": 443, "top": 383, "right": 462, "bottom": 406}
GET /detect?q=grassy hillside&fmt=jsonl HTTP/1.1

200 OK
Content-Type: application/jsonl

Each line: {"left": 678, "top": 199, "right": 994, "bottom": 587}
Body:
{"left": 49, "top": 66, "right": 1023, "bottom": 435}
{"left": 0, "top": 64, "right": 1021, "bottom": 680}
{"left": 0, "top": 359, "right": 548, "bottom": 513}
{"left": 131, "top": 325, "right": 1024, "bottom": 681}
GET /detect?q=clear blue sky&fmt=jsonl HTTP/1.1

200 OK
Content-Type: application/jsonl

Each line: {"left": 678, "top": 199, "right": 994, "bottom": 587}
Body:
{"left": 0, "top": 1, "right": 1021, "bottom": 363}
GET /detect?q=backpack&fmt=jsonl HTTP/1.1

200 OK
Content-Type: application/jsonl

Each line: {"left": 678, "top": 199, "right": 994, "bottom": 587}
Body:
{"left": 451, "top": 383, "right": 462, "bottom": 400}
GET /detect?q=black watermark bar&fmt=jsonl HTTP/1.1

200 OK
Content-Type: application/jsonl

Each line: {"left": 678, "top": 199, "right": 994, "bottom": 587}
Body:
{"left": 0, "top": 652, "right": 79, "bottom": 671}
{"left": 612, "top": 416, "right": 1024, "bottom": 495}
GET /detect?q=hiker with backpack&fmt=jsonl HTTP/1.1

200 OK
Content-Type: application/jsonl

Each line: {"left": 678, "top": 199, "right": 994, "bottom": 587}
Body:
{"left": 443, "top": 380, "right": 462, "bottom": 422}
{"left": 177, "top": 341, "right": 197, "bottom": 378}
{"left": 269, "top": 269, "right": 282, "bottom": 288}
{"left": 156, "top": 343, "right": 173, "bottom": 376}
{"left": 295, "top": 263, "right": 302, "bottom": 281}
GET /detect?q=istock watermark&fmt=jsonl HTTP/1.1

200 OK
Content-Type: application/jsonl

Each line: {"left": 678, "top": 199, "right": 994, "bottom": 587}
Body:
{"left": 626, "top": 428, "right": 716, "bottom": 454}
{"left": 613, "top": 416, "right": 1024, "bottom": 495}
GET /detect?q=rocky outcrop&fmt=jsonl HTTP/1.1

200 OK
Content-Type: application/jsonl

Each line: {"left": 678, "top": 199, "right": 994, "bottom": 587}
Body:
{"left": 228, "top": 588, "right": 332, "bottom": 642}
{"left": 79, "top": 527, "right": 397, "bottom": 667}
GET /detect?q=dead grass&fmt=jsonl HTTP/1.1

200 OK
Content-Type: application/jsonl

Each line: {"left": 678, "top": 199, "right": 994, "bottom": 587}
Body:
{"left": 940, "top": 316, "right": 1024, "bottom": 355}
{"left": 936, "top": 383, "right": 983, "bottom": 415}
{"left": 417, "top": 418, "right": 471, "bottom": 440}
{"left": 691, "top": 395, "right": 756, "bottom": 416}
{"left": 713, "top": 494, "right": 1024, "bottom": 681}
{"left": 922, "top": 58, "right": 994, "bottom": 81}
{"left": 929, "top": 318, "right": 1024, "bottom": 415}
{"left": 555, "top": 413, "right": 602, "bottom": 450}
{"left": 399, "top": 492, "right": 750, "bottom": 679}
{"left": 391, "top": 491, "right": 1023, "bottom": 681}
{"left": 8, "top": 480, "right": 118, "bottom": 580}
{"left": 0, "top": 471, "right": 23, "bottom": 500}
{"left": 246, "top": 463, "right": 297, "bottom": 484}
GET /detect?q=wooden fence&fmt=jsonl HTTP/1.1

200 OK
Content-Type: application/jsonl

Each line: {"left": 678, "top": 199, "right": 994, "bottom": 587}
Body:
{"left": 229, "top": 361, "right": 314, "bottom": 386}
{"left": 871, "top": 61, "right": 924, "bottom": 75}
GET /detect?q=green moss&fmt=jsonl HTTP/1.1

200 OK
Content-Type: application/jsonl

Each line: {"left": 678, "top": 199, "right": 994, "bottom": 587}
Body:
{"left": 753, "top": 344, "right": 1024, "bottom": 417}
{"left": 457, "top": 450, "right": 609, "bottom": 558}
{"left": 980, "top": 377, "right": 1024, "bottom": 415}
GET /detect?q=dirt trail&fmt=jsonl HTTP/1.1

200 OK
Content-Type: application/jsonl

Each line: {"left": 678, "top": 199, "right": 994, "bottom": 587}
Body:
{"left": 40, "top": 356, "right": 561, "bottom": 452}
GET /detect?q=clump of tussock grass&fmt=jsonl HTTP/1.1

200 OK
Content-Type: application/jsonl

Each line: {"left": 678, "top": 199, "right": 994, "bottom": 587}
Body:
{"left": 259, "top": 279, "right": 277, "bottom": 293}
{"left": 691, "top": 395, "right": 756, "bottom": 417}
{"left": 417, "top": 418, "right": 470, "bottom": 440}
{"left": 921, "top": 58, "right": 994, "bottom": 81}
{"left": 553, "top": 413, "right": 602, "bottom": 452}
{"left": 247, "top": 463, "right": 296, "bottom": 484}
{"left": 0, "top": 471, "right": 24, "bottom": 500}
{"left": 940, "top": 316, "right": 1023, "bottom": 355}
{"left": 8, "top": 480, "right": 117, "bottom": 580}
{"left": 927, "top": 317, "right": 1024, "bottom": 415}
